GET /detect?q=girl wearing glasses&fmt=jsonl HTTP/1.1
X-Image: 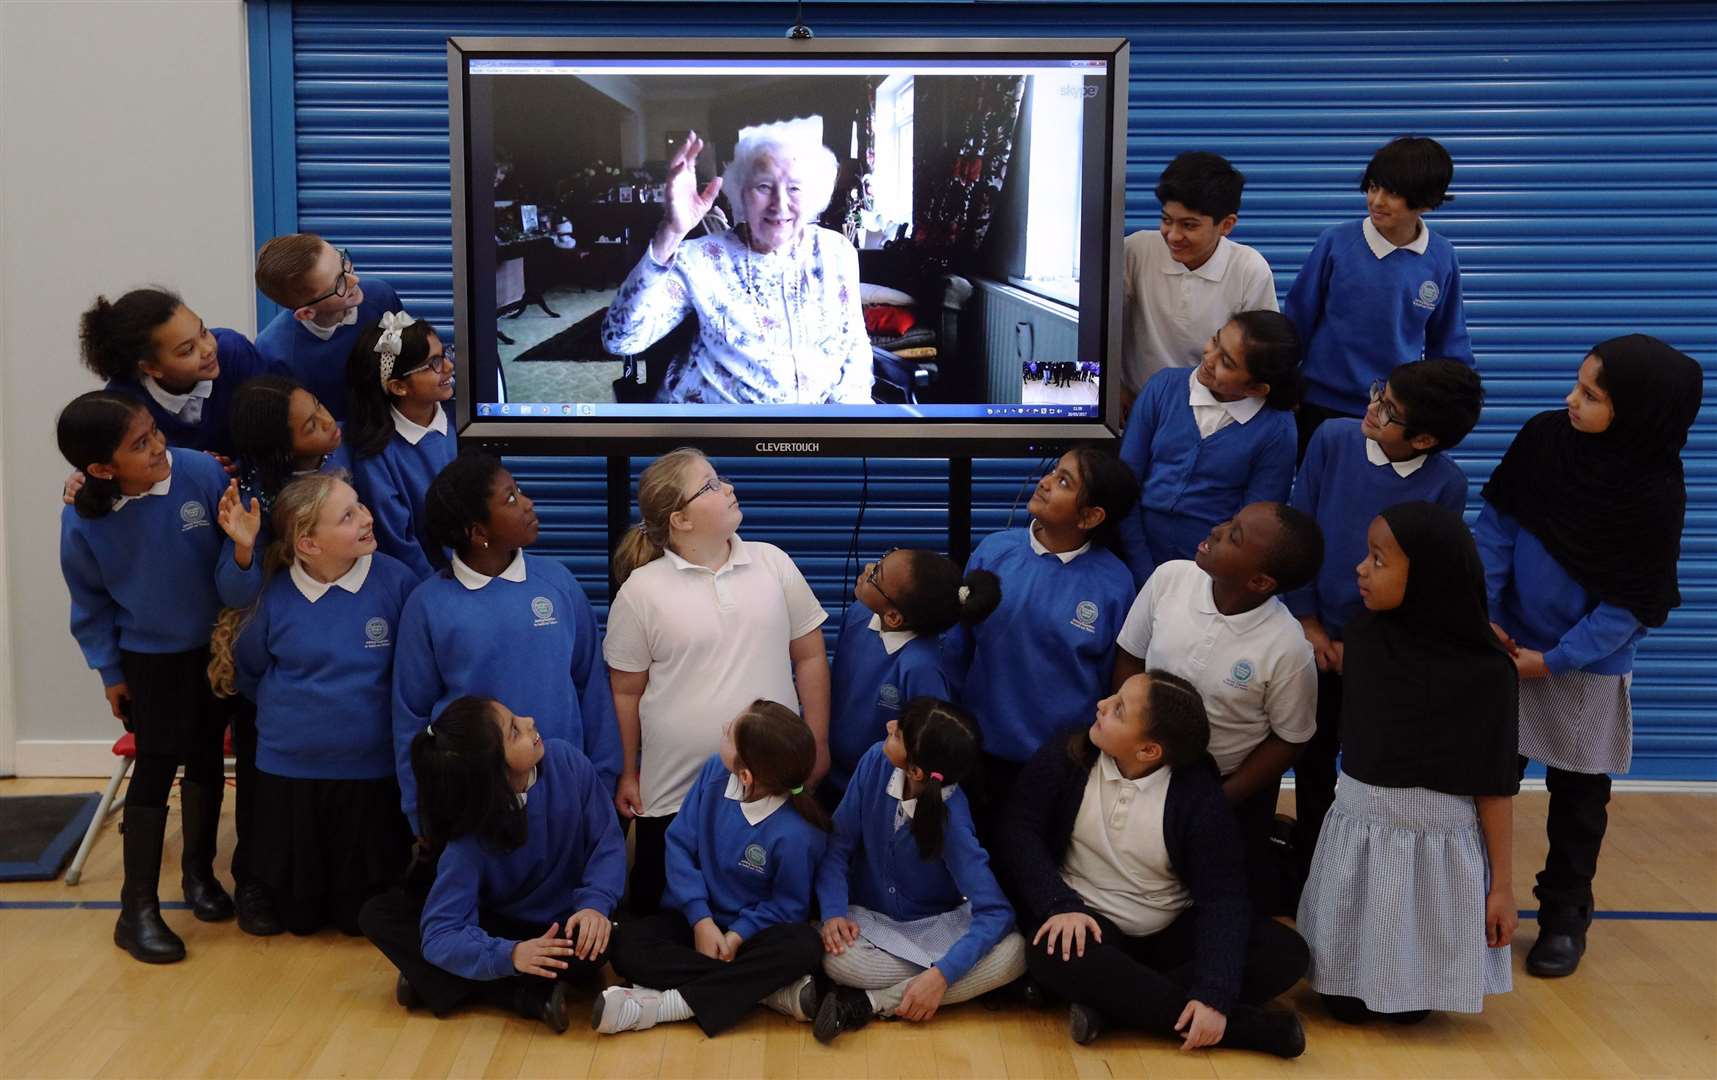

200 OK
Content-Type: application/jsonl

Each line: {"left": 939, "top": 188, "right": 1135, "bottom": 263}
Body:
{"left": 391, "top": 451, "right": 619, "bottom": 836}
{"left": 606, "top": 449, "right": 830, "bottom": 916}
{"left": 79, "top": 287, "right": 275, "bottom": 456}
{"left": 345, "top": 312, "right": 457, "bottom": 580}
{"left": 825, "top": 549, "right": 1000, "bottom": 797}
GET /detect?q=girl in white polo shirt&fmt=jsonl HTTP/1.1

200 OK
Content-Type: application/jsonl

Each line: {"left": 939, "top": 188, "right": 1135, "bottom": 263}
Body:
{"left": 606, "top": 448, "right": 830, "bottom": 914}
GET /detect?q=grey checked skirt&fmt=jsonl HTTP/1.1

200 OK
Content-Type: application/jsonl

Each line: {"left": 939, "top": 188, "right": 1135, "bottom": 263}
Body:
{"left": 1518, "top": 669, "right": 1633, "bottom": 775}
{"left": 1296, "top": 772, "right": 1512, "bottom": 1014}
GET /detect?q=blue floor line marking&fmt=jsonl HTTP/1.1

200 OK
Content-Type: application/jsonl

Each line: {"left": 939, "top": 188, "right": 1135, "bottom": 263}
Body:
{"left": 2, "top": 901, "right": 1714, "bottom": 921}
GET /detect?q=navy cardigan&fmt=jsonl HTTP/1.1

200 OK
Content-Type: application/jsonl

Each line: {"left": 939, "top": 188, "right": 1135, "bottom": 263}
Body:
{"left": 996, "top": 729, "right": 1251, "bottom": 1013}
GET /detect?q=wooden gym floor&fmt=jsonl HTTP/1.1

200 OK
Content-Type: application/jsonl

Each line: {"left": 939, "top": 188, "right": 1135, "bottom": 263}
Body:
{"left": 2, "top": 778, "right": 1713, "bottom": 1079}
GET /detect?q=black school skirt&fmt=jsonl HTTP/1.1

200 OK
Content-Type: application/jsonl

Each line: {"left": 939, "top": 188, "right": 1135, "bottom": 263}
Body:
{"left": 249, "top": 769, "right": 413, "bottom": 913}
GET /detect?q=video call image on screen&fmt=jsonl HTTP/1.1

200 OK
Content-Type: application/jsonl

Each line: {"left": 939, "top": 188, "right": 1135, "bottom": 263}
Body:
{"left": 465, "top": 56, "right": 1111, "bottom": 421}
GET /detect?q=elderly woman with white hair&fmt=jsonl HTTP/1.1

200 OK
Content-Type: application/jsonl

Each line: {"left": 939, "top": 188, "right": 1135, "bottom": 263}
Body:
{"left": 602, "top": 118, "right": 874, "bottom": 404}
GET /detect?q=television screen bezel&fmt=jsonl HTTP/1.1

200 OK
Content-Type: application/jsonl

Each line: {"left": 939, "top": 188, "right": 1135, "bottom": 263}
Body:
{"left": 447, "top": 34, "right": 1131, "bottom": 456}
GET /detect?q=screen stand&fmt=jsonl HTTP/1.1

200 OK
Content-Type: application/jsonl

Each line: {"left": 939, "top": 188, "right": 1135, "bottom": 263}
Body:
{"left": 606, "top": 455, "right": 629, "bottom": 599}
{"left": 949, "top": 457, "right": 972, "bottom": 565}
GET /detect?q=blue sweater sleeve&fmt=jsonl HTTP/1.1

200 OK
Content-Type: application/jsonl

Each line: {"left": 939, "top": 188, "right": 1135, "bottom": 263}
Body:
{"left": 391, "top": 590, "right": 441, "bottom": 832}
{"left": 216, "top": 537, "right": 264, "bottom": 608}
{"left": 60, "top": 522, "right": 124, "bottom": 688}
{"left": 361, "top": 456, "right": 434, "bottom": 581}
{"left": 1544, "top": 604, "right": 1644, "bottom": 676}
{"left": 570, "top": 752, "right": 629, "bottom": 917}
{"left": 729, "top": 826, "right": 822, "bottom": 942}
{"left": 564, "top": 575, "right": 621, "bottom": 793}
{"left": 931, "top": 798, "right": 1014, "bottom": 986}
{"left": 1423, "top": 254, "right": 1474, "bottom": 366}
{"left": 230, "top": 593, "right": 272, "bottom": 701}
{"left": 663, "top": 768, "right": 713, "bottom": 926}
{"left": 1282, "top": 427, "right": 1329, "bottom": 621}
{"left": 420, "top": 848, "right": 517, "bottom": 981}
{"left": 1239, "top": 413, "right": 1297, "bottom": 506}
{"left": 1473, "top": 503, "right": 1518, "bottom": 619}
{"left": 1282, "top": 229, "right": 1333, "bottom": 347}
{"left": 813, "top": 773, "right": 867, "bottom": 919}
{"left": 1115, "top": 383, "right": 1161, "bottom": 587}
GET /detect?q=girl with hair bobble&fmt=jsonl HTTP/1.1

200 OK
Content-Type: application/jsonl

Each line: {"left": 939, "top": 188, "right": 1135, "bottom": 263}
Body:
{"left": 598, "top": 701, "right": 829, "bottom": 1036}
{"left": 826, "top": 549, "right": 1000, "bottom": 797}
{"left": 1476, "top": 335, "right": 1704, "bottom": 979}
{"left": 78, "top": 287, "right": 275, "bottom": 455}
{"left": 942, "top": 447, "right": 1139, "bottom": 834}
{"left": 1114, "top": 310, "right": 1302, "bottom": 588}
{"left": 360, "top": 696, "right": 626, "bottom": 1033}
{"left": 998, "top": 673, "right": 1310, "bottom": 1056}
{"left": 605, "top": 449, "right": 830, "bottom": 915}
{"left": 813, "top": 698, "right": 1027, "bottom": 1043}
{"left": 56, "top": 391, "right": 263, "bottom": 963}
{"left": 346, "top": 311, "right": 457, "bottom": 579}
{"left": 392, "top": 452, "right": 619, "bottom": 835}
{"left": 208, "top": 473, "right": 418, "bottom": 936}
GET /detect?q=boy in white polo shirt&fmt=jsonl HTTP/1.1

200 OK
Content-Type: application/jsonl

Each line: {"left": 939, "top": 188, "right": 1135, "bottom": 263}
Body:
{"left": 1120, "top": 152, "right": 1279, "bottom": 411}
{"left": 1114, "top": 501, "right": 1323, "bottom": 913}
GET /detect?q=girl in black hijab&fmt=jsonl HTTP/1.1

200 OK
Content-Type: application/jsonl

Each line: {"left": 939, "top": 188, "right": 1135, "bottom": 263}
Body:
{"left": 1475, "top": 334, "right": 1704, "bottom": 979}
{"left": 1296, "top": 502, "right": 1519, "bottom": 1024}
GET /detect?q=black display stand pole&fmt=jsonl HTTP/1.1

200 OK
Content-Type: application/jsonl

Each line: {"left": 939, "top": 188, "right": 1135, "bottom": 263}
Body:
{"left": 948, "top": 457, "right": 973, "bottom": 566}
{"left": 606, "top": 454, "right": 630, "bottom": 599}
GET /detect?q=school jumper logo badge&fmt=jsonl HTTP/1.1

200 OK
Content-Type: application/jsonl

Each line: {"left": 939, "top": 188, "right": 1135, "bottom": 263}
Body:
{"left": 179, "top": 502, "right": 209, "bottom": 531}
{"left": 1070, "top": 600, "right": 1099, "bottom": 633}
{"left": 364, "top": 617, "right": 391, "bottom": 649}
{"left": 530, "top": 596, "right": 557, "bottom": 627}
{"left": 1224, "top": 658, "right": 1259, "bottom": 691}
{"left": 740, "top": 843, "right": 769, "bottom": 874}
{"left": 879, "top": 683, "right": 901, "bottom": 708}
{"left": 1414, "top": 280, "right": 1440, "bottom": 310}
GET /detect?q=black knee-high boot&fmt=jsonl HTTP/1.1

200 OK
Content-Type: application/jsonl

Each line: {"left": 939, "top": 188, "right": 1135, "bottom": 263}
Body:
{"left": 116, "top": 805, "right": 187, "bottom": 963}
{"left": 179, "top": 781, "right": 234, "bottom": 922}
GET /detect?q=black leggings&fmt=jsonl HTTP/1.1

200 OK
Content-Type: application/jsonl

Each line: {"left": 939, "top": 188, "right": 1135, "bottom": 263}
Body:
{"left": 120, "top": 648, "right": 227, "bottom": 810}
{"left": 1027, "top": 909, "right": 1308, "bottom": 1036}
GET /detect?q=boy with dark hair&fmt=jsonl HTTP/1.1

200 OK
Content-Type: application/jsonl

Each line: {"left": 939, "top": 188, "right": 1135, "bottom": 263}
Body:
{"left": 1284, "top": 136, "right": 1473, "bottom": 455}
{"left": 254, "top": 233, "right": 403, "bottom": 422}
{"left": 1284, "top": 358, "right": 1483, "bottom": 878}
{"left": 1121, "top": 152, "right": 1278, "bottom": 407}
{"left": 1115, "top": 501, "right": 1323, "bottom": 913}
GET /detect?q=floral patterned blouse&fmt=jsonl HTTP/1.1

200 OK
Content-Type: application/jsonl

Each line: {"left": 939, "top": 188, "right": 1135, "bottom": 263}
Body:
{"left": 602, "top": 225, "right": 874, "bottom": 404}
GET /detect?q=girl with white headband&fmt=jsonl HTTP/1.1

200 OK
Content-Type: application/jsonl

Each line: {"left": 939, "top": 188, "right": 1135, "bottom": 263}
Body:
{"left": 345, "top": 312, "right": 458, "bottom": 579}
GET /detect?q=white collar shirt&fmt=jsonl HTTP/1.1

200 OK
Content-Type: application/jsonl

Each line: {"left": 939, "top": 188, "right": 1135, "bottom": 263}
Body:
{"left": 142, "top": 376, "right": 214, "bottom": 425}
{"left": 1186, "top": 371, "right": 1267, "bottom": 439}
{"left": 1029, "top": 521, "right": 1091, "bottom": 564}
{"left": 724, "top": 771, "right": 785, "bottom": 825}
{"left": 390, "top": 404, "right": 449, "bottom": 446}
{"left": 1365, "top": 435, "right": 1428, "bottom": 477}
{"left": 450, "top": 549, "right": 528, "bottom": 591}
{"left": 1362, "top": 216, "right": 1432, "bottom": 259}
{"left": 290, "top": 553, "right": 373, "bottom": 603}
{"left": 302, "top": 306, "right": 359, "bottom": 341}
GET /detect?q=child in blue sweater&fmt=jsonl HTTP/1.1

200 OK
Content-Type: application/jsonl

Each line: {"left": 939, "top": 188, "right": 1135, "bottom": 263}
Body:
{"left": 213, "top": 474, "right": 417, "bottom": 936}
{"left": 1116, "top": 310, "right": 1301, "bottom": 588}
{"left": 600, "top": 700, "right": 829, "bottom": 1036}
{"left": 1286, "top": 359, "right": 1482, "bottom": 876}
{"left": 254, "top": 233, "right": 404, "bottom": 421}
{"left": 1475, "top": 335, "right": 1703, "bottom": 980}
{"left": 78, "top": 287, "right": 274, "bottom": 456}
{"left": 360, "top": 696, "right": 625, "bottom": 1033}
{"left": 1283, "top": 136, "right": 1474, "bottom": 453}
{"left": 826, "top": 549, "right": 1000, "bottom": 797}
{"left": 943, "top": 448, "right": 1138, "bottom": 833}
{"left": 392, "top": 452, "right": 619, "bottom": 832}
{"left": 56, "top": 392, "right": 261, "bottom": 963}
{"left": 346, "top": 312, "right": 457, "bottom": 579}
{"left": 813, "top": 698, "right": 1026, "bottom": 1043}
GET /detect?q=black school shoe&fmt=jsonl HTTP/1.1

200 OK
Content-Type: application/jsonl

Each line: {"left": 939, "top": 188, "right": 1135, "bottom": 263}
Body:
{"left": 1526, "top": 930, "right": 1586, "bottom": 977}
{"left": 813, "top": 986, "right": 873, "bottom": 1044}
{"left": 1067, "top": 1003, "right": 1104, "bottom": 1045}
{"left": 234, "top": 881, "right": 284, "bottom": 937}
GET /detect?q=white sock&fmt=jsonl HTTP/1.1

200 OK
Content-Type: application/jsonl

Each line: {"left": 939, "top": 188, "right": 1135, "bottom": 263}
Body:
{"left": 656, "top": 988, "right": 693, "bottom": 1023}
{"left": 596, "top": 986, "right": 694, "bottom": 1034}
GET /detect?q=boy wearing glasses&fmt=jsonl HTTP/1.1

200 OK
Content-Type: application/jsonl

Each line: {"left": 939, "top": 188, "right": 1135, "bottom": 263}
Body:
{"left": 1283, "top": 358, "right": 1483, "bottom": 889}
{"left": 255, "top": 234, "right": 403, "bottom": 421}
{"left": 1283, "top": 136, "right": 1474, "bottom": 458}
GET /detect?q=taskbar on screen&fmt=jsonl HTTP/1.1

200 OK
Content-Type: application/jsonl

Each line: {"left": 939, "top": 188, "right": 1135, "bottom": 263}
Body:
{"left": 474, "top": 403, "right": 1099, "bottom": 419}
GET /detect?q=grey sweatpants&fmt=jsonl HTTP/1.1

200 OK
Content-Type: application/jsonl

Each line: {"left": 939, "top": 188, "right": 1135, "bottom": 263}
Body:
{"left": 822, "top": 930, "right": 1027, "bottom": 1015}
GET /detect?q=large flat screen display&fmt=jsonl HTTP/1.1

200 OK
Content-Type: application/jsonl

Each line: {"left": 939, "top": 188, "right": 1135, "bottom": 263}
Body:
{"left": 448, "top": 36, "right": 1129, "bottom": 455}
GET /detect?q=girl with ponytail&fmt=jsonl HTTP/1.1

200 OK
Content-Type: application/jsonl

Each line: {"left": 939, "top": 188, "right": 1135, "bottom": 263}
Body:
{"left": 603, "top": 449, "right": 830, "bottom": 915}
{"left": 210, "top": 473, "right": 418, "bottom": 935}
{"left": 812, "top": 697, "right": 1026, "bottom": 1042}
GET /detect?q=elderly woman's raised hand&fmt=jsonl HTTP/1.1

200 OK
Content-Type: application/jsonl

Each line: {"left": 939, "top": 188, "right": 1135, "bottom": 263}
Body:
{"left": 653, "top": 130, "right": 725, "bottom": 262}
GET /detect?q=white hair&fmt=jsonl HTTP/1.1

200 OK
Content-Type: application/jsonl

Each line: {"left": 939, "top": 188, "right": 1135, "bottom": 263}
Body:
{"left": 721, "top": 116, "right": 841, "bottom": 229}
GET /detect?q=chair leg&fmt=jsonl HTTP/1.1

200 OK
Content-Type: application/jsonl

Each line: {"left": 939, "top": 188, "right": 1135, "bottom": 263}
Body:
{"left": 66, "top": 755, "right": 132, "bottom": 886}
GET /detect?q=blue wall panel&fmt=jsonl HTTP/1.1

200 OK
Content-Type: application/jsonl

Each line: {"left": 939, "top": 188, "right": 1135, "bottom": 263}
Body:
{"left": 260, "top": 1, "right": 1717, "bottom": 779}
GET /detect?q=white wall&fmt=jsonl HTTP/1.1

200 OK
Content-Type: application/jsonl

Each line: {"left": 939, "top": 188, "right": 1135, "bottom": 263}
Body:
{"left": 0, "top": 0, "right": 255, "bottom": 775}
